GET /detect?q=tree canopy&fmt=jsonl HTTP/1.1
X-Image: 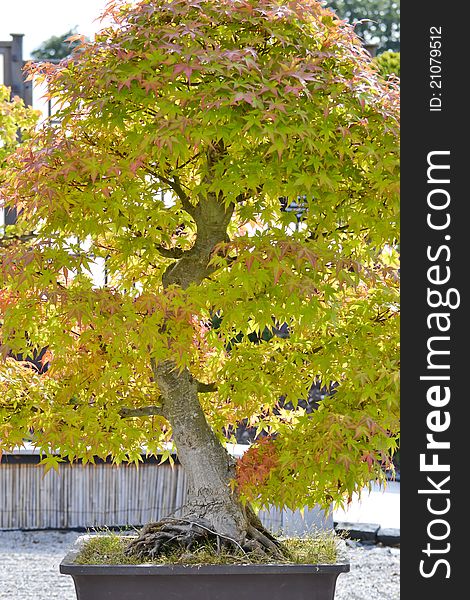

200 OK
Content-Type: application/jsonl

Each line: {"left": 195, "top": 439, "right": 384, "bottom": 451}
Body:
{"left": 0, "top": 0, "right": 399, "bottom": 513}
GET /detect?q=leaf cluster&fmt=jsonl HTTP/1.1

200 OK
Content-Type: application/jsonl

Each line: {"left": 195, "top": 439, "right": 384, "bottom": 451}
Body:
{"left": 0, "top": 85, "right": 40, "bottom": 171}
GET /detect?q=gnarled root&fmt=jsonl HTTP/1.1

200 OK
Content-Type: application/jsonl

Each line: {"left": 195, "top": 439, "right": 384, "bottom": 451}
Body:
{"left": 125, "top": 517, "right": 239, "bottom": 559}
{"left": 125, "top": 514, "right": 286, "bottom": 561}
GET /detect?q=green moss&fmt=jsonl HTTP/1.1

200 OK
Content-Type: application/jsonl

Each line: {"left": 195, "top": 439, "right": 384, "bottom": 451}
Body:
{"left": 75, "top": 533, "right": 142, "bottom": 565}
{"left": 283, "top": 533, "right": 341, "bottom": 564}
{"left": 75, "top": 530, "right": 343, "bottom": 566}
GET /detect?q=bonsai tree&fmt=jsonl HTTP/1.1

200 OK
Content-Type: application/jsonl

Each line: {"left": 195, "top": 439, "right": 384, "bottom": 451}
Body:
{"left": 0, "top": 0, "right": 399, "bottom": 559}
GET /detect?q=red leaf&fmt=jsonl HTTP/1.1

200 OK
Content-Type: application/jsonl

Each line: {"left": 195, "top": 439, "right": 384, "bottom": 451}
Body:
{"left": 273, "top": 264, "right": 284, "bottom": 284}
{"left": 64, "top": 34, "right": 86, "bottom": 45}
{"left": 173, "top": 63, "right": 201, "bottom": 81}
{"left": 245, "top": 255, "right": 255, "bottom": 272}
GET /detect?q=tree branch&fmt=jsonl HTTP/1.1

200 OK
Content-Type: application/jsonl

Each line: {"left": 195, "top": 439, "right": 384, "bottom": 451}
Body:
{"left": 175, "top": 152, "right": 201, "bottom": 171}
{"left": 235, "top": 192, "right": 248, "bottom": 203}
{"left": 154, "top": 245, "right": 186, "bottom": 259}
{"left": 82, "top": 131, "right": 197, "bottom": 218}
{"left": 0, "top": 232, "right": 37, "bottom": 247}
{"left": 119, "top": 404, "right": 163, "bottom": 418}
{"left": 196, "top": 381, "right": 218, "bottom": 393}
{"left": 157, "top": 173, "right": 196, "bottom": 217}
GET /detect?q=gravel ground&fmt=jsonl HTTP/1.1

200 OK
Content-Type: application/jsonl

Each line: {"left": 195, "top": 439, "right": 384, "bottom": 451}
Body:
{"left": 0, "top": 530, "right": 399, "bottom": 600}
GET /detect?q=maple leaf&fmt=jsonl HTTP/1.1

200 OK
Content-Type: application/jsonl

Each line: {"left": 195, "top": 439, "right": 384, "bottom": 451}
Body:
{"left": 38, "top": 455, "right": 65, "bottom": 474}
{"left": 172, "top": 62, "right": 202, "bottom": 82}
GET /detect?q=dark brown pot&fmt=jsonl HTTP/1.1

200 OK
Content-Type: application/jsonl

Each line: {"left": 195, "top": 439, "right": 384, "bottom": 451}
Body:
{"left": 60, "top": 536, "right": 350, "bottom": 600}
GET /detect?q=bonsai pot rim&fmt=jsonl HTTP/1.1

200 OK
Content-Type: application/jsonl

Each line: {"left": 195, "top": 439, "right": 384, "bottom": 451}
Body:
{"left": 61, "top": 536, "right": 350, "bottom": 600}
{"left": 59, "top": 534, "right": 350, "bottom": 576}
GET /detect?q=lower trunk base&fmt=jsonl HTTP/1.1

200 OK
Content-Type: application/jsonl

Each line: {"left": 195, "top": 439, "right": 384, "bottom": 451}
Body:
{"left": 125, "top": 512, "right": 285, "bottom": 561}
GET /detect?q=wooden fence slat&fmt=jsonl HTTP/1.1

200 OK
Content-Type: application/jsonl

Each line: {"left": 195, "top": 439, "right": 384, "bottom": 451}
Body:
{"left": 0, "top": 460, "right": 331, "bottom": 533}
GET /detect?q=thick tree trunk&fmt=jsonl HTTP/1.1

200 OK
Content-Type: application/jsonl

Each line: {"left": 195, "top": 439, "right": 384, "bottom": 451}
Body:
{"left": 126, "top": 360, "right": 282, "bottom": 559}
{"left": 126, "top": 159, "right": 283, "bottom": 559}
{"left": 156, "top": 361, "right": 245, "bottom": 536}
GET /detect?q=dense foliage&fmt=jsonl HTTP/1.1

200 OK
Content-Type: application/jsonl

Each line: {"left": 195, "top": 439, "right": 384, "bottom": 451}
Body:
{"left": 0, "top": 0, "right": 399, "bottom": 512}
{"left": 0, "top": 85, "right": 39, "bottom": 171}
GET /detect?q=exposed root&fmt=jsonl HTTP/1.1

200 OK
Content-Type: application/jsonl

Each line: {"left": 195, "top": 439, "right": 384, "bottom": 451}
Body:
{"left": 125, "top": 516, "right": 286, "bottom": 561}
{"left": 125, "top": 517, "right": 241, "bottom": 560}
{"left": 245, "top": 524, "right": 283, "bottom": 556}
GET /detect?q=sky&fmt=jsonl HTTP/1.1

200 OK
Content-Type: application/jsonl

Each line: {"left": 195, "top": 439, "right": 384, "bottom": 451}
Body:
{"left": 0, "top": 0, "right": 111, "bottom": 59}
